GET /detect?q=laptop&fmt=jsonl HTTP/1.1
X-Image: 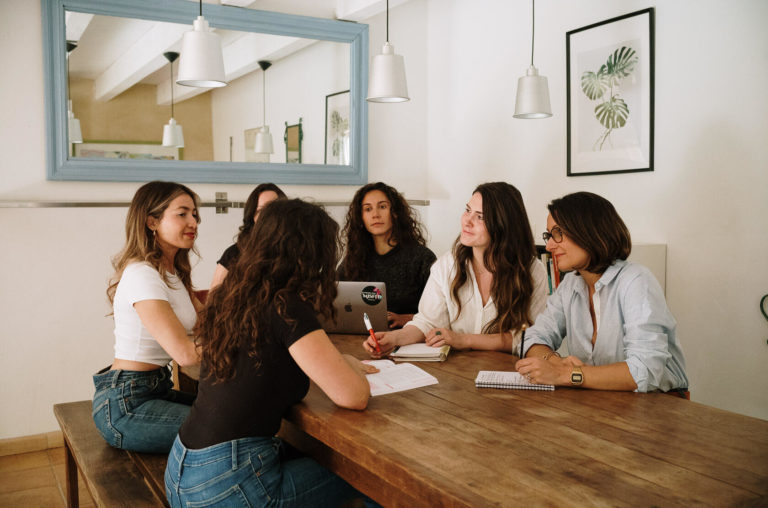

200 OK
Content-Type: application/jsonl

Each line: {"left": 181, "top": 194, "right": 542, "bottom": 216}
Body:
{"left": 319, "top": 281, "right": 389, "bottom": 334}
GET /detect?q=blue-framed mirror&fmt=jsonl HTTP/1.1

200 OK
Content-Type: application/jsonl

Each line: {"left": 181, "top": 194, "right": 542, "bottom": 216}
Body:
{"left": 42, "top": 0, "right": 368, "bottom": 184}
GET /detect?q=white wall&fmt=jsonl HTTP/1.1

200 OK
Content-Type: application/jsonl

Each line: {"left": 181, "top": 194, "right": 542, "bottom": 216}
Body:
{"left": 0, "top": 0, "right": 766, "bottom": 440}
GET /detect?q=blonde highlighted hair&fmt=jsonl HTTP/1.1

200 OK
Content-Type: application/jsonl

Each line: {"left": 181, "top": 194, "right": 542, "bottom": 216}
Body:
{"left": 107, "top": 181, "right": 201, "bottom": 305}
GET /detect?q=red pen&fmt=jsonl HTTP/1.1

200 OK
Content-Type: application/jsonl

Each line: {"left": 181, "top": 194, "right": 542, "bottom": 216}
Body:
{"left": 363, "top": 313, "right": 381, "bottom": 353}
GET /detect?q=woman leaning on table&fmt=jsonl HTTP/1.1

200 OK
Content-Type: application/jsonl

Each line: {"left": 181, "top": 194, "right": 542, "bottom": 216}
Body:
{"left": 92, "top": 181, "right": 202, "bottom": 454}
{"left": 364, "top": 181, "right": 548, "bottom": 356}
{"left": 516, "top": 192, "right": 688, "bottom": 392}
{"left": 339, "top": 182, "right": 436, "bottom": 329}
{"left": 165, "top": 199, "right": 377, "bottom": 507}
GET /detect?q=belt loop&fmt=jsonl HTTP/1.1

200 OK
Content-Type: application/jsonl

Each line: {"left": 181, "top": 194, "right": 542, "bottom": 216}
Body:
{"left": 110, "top": 369, "right": 120, "bottom": 388}
{"left": 231, "top": 440, "right": 238, "bottom": 470}
{"left": 178, "top": 444, "right": 187, "bottom": 482}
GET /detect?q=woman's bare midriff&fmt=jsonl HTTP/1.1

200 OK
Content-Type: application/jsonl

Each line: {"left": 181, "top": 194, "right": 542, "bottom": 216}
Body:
{"left": 111, "top": 358, "right": 164, "bottom": 371}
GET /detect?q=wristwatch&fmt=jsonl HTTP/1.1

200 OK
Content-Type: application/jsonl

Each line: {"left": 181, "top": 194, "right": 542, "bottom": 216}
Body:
{"left": 570, "top": 366, "right": 584, "bottom": 386}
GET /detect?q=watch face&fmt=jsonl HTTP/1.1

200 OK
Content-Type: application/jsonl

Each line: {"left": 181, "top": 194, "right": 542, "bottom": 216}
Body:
{"left": 571, "top": 371, "right": 583, "bottom": 384}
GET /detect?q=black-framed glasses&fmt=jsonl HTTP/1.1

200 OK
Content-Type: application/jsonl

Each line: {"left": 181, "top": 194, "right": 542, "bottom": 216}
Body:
{"left": 542, "top": 226, "right": 564, "bottom": 243}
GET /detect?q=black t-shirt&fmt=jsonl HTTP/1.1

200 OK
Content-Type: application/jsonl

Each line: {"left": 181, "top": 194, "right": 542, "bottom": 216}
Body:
{"left": 339, "top": 244, "right": 436, "bottom": 315}
{"left": 217, "top": 243, "right": 240, "bottom": 270}
{"left": 179, "top": 293, "right": 318, "bottom": 449}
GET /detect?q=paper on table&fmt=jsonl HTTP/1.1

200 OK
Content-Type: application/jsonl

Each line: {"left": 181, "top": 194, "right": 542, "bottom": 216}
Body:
{"left": 363, "top": 359, "right": 438, "bottom": 396}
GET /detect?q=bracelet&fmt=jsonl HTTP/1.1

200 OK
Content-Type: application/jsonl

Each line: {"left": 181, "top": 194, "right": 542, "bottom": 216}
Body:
{"left": 542, "top": 351, "right": 561, "bottom": 361}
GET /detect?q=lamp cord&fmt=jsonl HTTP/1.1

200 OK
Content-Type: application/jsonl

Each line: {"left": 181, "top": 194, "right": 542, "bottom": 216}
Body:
{"left": 169, "top": 60, "right": 175, "bottom": 118}
{"left": 530, "top": 0, "right": 535, "bottom": 66}
{"left": 386, "top": 0, "right": 389, "bottom": 43}
{"left": 199, "top": 0, "right": 202, "bottom": 17}
{"left": 262, "top": 69, "right": 266, "bottom": 126}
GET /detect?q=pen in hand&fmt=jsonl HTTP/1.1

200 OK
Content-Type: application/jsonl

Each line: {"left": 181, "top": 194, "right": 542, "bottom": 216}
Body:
{"left": 519, "top": 324, "right": 527, "bottom": 359}
{"left": 363, "top": 312, "right": 381, "bottom": 353}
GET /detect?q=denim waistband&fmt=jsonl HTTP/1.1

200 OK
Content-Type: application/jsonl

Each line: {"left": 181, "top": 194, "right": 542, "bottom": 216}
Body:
{"left": 93, "top": 365, "right": 171, "bottom": 391}
{"left": 170, "top": 434, "right": 280, "bottom": 469}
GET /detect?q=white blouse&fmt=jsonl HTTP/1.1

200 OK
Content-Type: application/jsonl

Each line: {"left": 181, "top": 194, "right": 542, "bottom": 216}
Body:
{"left": 112, "top": 262, "right": 197, "bottom": 366}
{"left": 406, "top": 252, "right": 549, "bottom": 352}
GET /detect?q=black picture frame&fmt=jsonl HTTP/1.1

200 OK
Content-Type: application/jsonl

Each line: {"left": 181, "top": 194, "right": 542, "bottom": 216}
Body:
{"left": 566, "top": 8, "right": 655, "bottom": 176}
{"left": 324, "top": 90, "right": 350, "bottom": 165}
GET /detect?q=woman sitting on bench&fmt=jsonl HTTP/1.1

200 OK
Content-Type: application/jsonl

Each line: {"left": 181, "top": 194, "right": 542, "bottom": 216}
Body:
{"left": 166, "top": 199, "right": 376, "bottom": 507}
{"left": 92, "top": 181, "right": 201, "bottom": 454}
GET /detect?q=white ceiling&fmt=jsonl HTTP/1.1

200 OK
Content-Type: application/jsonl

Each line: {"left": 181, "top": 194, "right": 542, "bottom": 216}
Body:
{"left": 66, "top": 0, "right": 408, "bottom": 105}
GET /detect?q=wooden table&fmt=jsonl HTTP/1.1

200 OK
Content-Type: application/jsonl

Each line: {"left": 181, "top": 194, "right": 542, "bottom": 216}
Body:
{"left": 182, "top": 335, "right": 768, "bottom": 507}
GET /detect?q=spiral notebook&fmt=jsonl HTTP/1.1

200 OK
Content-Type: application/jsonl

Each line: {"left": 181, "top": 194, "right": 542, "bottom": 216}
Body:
{"left": 475, "top": 371, "right": 555, "bottom": 391}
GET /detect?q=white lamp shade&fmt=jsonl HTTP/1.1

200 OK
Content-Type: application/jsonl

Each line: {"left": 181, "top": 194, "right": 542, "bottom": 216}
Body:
{"left": 176, "top": 16, "right": 227, "bottom": 88}
{"left": 254, "top": 125, "right": 273, "bottom": 154}
{"left": 67, "top": 100, "right": 82, "bottom": 143}
{"left": 513, "top": 65, "right": 552, "bottom": 119}
{"left": 367, "top": 42, "right": 409, "bottom": 103}
{"left": 162, "top": 118, "right": 185, "bottom": 147}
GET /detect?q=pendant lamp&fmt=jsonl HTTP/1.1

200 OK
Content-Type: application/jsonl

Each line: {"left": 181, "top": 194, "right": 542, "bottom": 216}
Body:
{"left": 254, "top": 60, "right": 274, "bottom": 154}
{"left": 513, "top": 0, "right": 552, "bottom": 119}
{"left": 176, "top": 0, "right": 227, "bottom": 88}
{"left": 367, "top": 0, "right": 409, "bottom": 102}
{"left": 162, "top": 52, "right": 185, "bottom": 147}
{"left": 66, "top": 41, "right": 83, "bottom": 144}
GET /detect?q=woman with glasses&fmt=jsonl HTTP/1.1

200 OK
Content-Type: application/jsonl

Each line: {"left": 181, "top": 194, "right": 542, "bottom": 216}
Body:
{"left": 363, "top": 182, "right": 548, "bottom": 356}
{"left": 516, "top": 192, "right": 688, "bottom": 393}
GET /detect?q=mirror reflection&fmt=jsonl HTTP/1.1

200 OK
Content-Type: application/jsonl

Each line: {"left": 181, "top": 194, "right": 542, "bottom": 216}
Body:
{"left": 66, "top": 11, "right": 350, "bottom": 165}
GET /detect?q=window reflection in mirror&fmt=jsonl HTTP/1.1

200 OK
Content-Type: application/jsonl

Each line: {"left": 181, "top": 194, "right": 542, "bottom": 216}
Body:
{"left": 66, "top": 12, "right": 350, "bottom": 165}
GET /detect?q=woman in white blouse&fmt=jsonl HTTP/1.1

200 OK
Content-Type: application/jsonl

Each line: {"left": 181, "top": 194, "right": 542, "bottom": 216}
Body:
{"left": 92, "top": 181, "right": 202, "bottom": 453}
{"left": 364, "top": 182, "right": 548, "bottom": 356}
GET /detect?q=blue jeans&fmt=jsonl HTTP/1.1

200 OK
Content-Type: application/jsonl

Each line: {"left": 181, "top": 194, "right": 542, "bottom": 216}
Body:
{"left": 92, "top": 365, "right": 195, "bottom": 453}
{"left": 165, "top": 435, "right": 367, "bottom": 507}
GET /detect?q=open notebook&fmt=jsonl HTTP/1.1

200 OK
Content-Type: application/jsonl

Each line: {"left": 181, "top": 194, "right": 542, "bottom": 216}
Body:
{"left": 363, "top": 360, "right": 438, "bottom": 396}
{"left": 475, "top": 371, "right": 555, "bottom": 391}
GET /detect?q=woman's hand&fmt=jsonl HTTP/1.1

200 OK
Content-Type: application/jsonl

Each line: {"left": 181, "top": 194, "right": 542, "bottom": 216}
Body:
{"left": 363, "top": 330, "right": 399, "bottom": 358}
{"left": 387, "top": 312, "right": 413, "bottom": 329}
{"left": 424, "top": 327, "right": 468, "bottom": 349}
{"left": 515, "top": 355, "right": 578, "bottom": 386}
{"left": 342, "top": 354, "right": 379, "bottom": 375}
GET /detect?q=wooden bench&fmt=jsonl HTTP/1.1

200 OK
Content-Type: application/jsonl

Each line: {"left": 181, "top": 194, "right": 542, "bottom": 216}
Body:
{"left": 53, "top": 401, "right": 168, "bottom": 507}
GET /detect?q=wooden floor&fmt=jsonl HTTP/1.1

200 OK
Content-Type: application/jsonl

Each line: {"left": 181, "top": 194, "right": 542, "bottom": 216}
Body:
{"left": 0, "top": 447, "right": 95, "bottom": 507}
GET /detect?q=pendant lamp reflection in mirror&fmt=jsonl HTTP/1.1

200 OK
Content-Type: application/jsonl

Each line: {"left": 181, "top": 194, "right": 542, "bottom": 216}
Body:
{"left": 254, "top": 60, "right": 274, "bottom": 155}
{"left": 162, "top": 52, "right": 184, "bottom": 148}
{"left": 367, "top": 0, "right": 409, "bottom": 102}
{"left": 177, "top": 0, "right": 227, "bottom": 88}
{"left": 514, "top": 0, "right": 552, "bottom": 119}
{"left": 66, "top": 41, "right": 82, "bottom": 144}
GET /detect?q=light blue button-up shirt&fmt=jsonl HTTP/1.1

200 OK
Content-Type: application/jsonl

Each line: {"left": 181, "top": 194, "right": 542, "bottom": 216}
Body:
{"left": 523, "top": 260, "right": 688, "bottom": 392}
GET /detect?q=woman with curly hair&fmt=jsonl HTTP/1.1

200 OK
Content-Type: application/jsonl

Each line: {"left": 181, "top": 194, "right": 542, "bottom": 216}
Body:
{"left": 210, "top": 183, "right": 286, "bottom": 289}
{"left": 92, "top": 181, "right": 201, "bottom": 453}
{"left": 364, "top": 182, "right": 548, "bottom": 355}
{"left": 166, "top": 198, "right": 376, "bottom": 507}
{"left": 340, "top": 182, "right": 436, "bottom": 329}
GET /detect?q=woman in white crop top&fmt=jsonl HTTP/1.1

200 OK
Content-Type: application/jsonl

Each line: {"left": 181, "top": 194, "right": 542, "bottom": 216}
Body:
{"left": 364, "top": 182, "right": 548, "bottom": 356}
{"left": 92, "top": 181, "right": 202, "bottom": 454}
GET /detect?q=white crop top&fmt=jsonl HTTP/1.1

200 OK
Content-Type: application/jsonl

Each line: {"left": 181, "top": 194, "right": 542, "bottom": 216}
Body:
{"left": 113, "top": 262, "right": 197, "bottom": 366}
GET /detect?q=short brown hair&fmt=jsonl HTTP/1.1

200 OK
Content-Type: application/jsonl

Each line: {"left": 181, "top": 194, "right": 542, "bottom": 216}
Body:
{"left": 548, "top": 192, "right": 631, "bottom": 274}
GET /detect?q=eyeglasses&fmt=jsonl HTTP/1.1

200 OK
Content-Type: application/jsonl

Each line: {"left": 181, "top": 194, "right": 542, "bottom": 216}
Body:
{"left": 542, "top": 226, "right": 564, "bottom": 243}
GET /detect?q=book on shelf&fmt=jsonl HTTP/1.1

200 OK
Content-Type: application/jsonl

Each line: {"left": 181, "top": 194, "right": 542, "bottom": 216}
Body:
{"left": 363, "top": 360, "right": 438, "bottom": 396}
{"left": 390, "top": 343, "right": 450, "bottom": 362}
{"left": 475, "top": 370, "right": 555, "bottom": 391}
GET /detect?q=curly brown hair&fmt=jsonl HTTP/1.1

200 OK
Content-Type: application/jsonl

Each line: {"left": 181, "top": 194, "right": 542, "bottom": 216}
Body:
{"left": 107, "top": 181, "right": 201, "bottom": 305}
{"left": 450, "top": 182, "right": 536, "bottom": 335}
{"left": 340, "top": 182, "right": 428, "bottom": 280}
{"left": 196, "top": 199, "right": 340, "bottom": 382}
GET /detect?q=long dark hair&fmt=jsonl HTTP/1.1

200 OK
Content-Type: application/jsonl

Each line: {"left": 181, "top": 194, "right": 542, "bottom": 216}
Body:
{"left": 340, "top": 182, "right": 428, "bottom": 280}
{"left": 450, "top": 182, "right": 536, "bottom": 335}
{"left": 548, "top": 191, "right": 631, "bottom": 274}
{"left": 196, "top": 199, "right": 340, "bottom": 382}
{"left": 236, "top": 183, "right": 286, "bottom": 244}
{"left": 108, "top": 181, "right": 201, "bottom": 305}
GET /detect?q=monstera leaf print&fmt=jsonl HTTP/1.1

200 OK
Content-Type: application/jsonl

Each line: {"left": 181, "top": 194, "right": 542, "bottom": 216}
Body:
{"left": 580, "top": 45, "right": 638, "bottom": 150}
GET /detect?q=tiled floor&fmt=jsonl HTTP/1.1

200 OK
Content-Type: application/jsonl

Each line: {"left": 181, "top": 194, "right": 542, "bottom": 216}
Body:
{"left": 0, "top": 448, "right": 95, "bottom": 507}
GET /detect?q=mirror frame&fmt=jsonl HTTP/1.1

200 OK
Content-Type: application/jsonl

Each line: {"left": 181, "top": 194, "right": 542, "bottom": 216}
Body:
{"left": 42, "top": 0, "right": 369, "bottom": 185}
